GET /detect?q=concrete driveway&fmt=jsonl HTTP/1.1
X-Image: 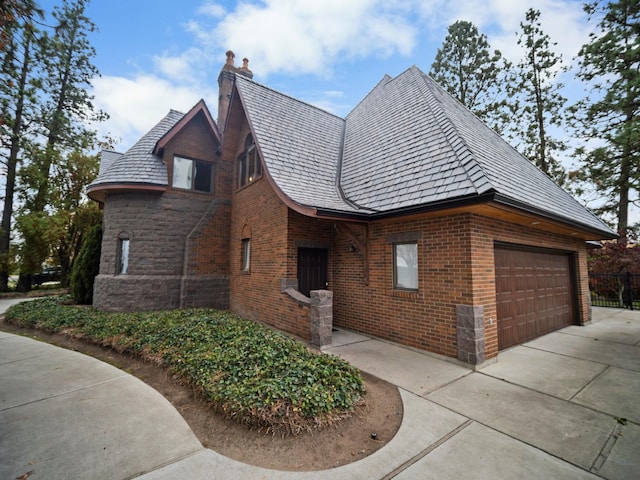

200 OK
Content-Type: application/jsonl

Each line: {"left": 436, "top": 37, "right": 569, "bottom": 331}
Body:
{"left": 328, "top": 307, "right": 640, "bottom": 480}
{"left": 1, "top": 302, "right": 639, "bottom": 479}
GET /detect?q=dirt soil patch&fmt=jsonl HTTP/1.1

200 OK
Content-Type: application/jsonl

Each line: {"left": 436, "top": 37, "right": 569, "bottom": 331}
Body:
{"left": 0, "top": 320, "right": 403, "bottom": 471}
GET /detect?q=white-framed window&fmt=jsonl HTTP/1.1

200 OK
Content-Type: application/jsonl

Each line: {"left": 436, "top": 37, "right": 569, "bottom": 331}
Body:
{"left": 238, "top": 134, "right": 262, "bottom": 188}
{"left": 393, "top": 242, "right": 418, "bottom": 290}
{"left": 172, "top": 156, "right": 213, "bottom": 192}
{"left": 242, "top": 238, "right": 251, "bottom": 272}
{"left": 118, "top": 238, "right": 130, "bottom": 274}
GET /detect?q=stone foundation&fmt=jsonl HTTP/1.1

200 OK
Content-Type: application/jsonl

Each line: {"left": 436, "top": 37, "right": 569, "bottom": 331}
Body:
{"left": 93, "top": 274, "right": 229, "bottom": 312}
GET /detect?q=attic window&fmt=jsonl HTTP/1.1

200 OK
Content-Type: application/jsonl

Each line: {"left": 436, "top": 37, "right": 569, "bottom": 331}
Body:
{"left": 173, "top": 156, "right": 213, "bottom": 193}
{"left": 238, "top": 134, "right": 262, "bottom": 188}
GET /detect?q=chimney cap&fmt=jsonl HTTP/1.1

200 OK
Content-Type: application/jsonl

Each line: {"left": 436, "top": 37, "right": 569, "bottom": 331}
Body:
{"left": 225, "top": 50, "right": 235, "bottom": 65}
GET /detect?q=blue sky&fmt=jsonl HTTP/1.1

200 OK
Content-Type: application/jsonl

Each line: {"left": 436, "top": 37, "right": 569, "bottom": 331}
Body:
{"left": 49, "top": 0, "right": 592, "bottom": 150}
{"left": 36, "top": 0, "right": 636, "bottom": 223}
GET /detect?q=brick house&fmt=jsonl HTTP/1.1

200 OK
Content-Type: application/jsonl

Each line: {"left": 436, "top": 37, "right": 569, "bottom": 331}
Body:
{"left": 87, "top": 52, "right": 616, "bottom": 366}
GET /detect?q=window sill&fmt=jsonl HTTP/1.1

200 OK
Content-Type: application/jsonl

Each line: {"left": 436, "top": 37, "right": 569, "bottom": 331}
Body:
{"left": 390, "top": 289, "right": 421, "bottom": 300}
{"left": 171, "top": 187, "right": 214, "bottom": 196}
{"left": 235, "top": 175, "right": 263, "bottom": 192}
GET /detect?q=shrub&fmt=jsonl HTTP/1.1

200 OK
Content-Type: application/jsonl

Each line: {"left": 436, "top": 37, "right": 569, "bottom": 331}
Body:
{"left": 5, "top": 297, "right": 366, "bottom": 435}
{"left": 70, "top": 224, "right": 102, "bottom": 304}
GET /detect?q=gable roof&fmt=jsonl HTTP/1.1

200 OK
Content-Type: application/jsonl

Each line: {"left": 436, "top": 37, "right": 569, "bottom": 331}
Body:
{"left": 154, "top": 99, "right": 219, "bottom": 156}
{"left": 88, "top": 110, "right": 183, "bottom": 195}
{"left": 87, "top": 101, "right": 220, "bottom": 202}
{"left": 235, "top": 66, "right": 615, "bottom": 238}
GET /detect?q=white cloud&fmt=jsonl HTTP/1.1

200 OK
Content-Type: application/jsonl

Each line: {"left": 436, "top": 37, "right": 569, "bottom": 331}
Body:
{"left": 152, "top": 48, "right": 208, "bottom": 82}
{"left": 197, "top": 1, "right": 226, "bottom": 18}
{"left": 91, "top": 75, "right": 214, "bottom": 151}
{"left": 417, "top": 0, "right": 590, "bottom": 66}
{"left": 199, "top": 0, "right": 418, "bottom": 77}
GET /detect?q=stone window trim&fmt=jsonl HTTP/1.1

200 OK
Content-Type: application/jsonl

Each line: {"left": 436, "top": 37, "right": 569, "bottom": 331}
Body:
{"left": 172, "top": 155, "right": 214, "bottom": 193}
{"left": 237, "top": 133, "right": 262, "bottom": 189}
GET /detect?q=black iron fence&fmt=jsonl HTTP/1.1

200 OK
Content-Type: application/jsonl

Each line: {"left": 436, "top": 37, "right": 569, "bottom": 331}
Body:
{"left": 589, "top": 272, "right": 640, "bottom": 310}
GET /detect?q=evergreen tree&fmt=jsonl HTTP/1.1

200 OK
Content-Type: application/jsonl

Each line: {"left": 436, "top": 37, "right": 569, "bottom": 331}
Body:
{"left": 430, "top": 20, "right": 512, "bottom": 135}
{"left": 510, "top": 9, "right": 568, "bottom": 184}
{"left": 0, "top": 4, "right": 43, "bottom": 291}
{"left": 70, "top": 223, "right": 101, "bottom": 304}
{"left": 572, "top": 0, "right": 640, "bottom": 234}
{"left": 15, "top": 0, "right": 106, "bottom": 291}
{"left": 0, "top": 0, "right": 42, "bottom": 50}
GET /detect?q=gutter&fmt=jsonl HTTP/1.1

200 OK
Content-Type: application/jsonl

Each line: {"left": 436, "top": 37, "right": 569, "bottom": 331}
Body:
{"left": 316, "top": 190, "right": 617, "bottom": 240}
{"left": 316, "top": 191, "right": 495, "bottom": 221}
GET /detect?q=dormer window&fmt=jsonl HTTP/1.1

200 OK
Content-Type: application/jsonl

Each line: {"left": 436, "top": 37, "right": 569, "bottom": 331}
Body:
{"left": 173, "top": 156, "right": 213, "bottom": 193}
{"left": 238, "top": 134, "right": 262, "bottom": 188}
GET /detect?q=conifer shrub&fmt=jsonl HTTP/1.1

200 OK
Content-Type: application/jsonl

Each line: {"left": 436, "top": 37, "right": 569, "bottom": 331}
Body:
{"left": 70, "top": 224, "right": 102, "bottom": 304}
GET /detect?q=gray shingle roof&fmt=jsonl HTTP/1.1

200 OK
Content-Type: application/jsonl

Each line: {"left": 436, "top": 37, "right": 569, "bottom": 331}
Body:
{"left": 89, "top": 110, "right": 184, "bottom": 189}
{"left": 341, "top": 68, "right": 481, "bottom": 211}
{"left": 416, "top": 68, "right": 614, "bottom": 235}
{"left": 235, "top": 75, "right": 363, "bottom": 213}
{"left": 236, "top": 67, "right": 614, "bottom": 237}
{"left": 98, "top": 150, "right": 123, "bottom": 175}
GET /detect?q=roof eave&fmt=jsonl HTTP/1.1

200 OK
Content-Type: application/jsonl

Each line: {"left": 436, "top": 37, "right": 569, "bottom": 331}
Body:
{"left": 317, "top": 192, "right": 617, "bottom": 240}
{"left": 315, "top": 192, "right": 496, "bottom": 221}
{"left": 492, "top": 193, "right": 618, "bottom": 240}
{"left": 87, "top": 183, "right": 167, "bottom": 203}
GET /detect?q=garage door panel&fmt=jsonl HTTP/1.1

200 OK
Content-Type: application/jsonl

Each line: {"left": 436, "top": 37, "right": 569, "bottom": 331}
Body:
{"left": 495, "top": 247, "right": 575, "bottom": 350}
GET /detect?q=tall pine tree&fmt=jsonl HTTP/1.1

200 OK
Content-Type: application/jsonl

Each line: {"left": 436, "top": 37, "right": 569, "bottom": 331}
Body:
{"left": 15, "top": 0, "right": 106, "bottom": 291}
{"left": 510, "top": 9, "right": 568, "bottom": 184}
{"left": 572, "top": 0, "right": 640, "bottom": 234}
{"left": 0, "top": 2, "right": 42, "bottom": 291}
{"left": 430, "top": 20, "right": 512, "bottom": 135}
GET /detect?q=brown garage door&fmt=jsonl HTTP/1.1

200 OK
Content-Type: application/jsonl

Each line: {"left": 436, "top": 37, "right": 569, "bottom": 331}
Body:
{"left": 495, "top": 246, "right": 576, "bottom": 350}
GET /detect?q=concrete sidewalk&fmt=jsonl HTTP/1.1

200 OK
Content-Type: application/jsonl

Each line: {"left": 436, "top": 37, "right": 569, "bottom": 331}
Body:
{"left": 1, "top": 304, "right": 639, "bottom": 479}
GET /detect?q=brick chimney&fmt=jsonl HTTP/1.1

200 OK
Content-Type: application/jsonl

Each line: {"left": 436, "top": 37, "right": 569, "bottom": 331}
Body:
{"left": 217, "top": 50, "right": 253, "bottom": 133}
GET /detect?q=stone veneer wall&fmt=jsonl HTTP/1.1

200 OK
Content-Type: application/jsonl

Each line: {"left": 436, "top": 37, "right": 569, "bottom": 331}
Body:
{"left": 93, "top": 190, "right": 230, "bottom": 312}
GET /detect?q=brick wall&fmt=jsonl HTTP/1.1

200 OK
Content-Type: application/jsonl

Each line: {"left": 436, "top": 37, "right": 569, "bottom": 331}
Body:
{"left": 331, "top": 212, "right": 587, "bottom": 362}
{"left": 228, "top": 142, "right": 336, "bottom": 339}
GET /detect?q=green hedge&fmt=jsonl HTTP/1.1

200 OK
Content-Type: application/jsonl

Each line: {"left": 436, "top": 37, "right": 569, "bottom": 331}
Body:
{"left": 6, "top": 296, "right": 366, "bottom": 434}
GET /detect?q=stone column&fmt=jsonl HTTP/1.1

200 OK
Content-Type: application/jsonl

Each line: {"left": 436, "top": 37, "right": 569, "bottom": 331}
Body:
{"left": 310, "top": 290, "right": 333, "bottom": 347}
{"left": 456, "top": 305, "right": 485, "bottom": 365}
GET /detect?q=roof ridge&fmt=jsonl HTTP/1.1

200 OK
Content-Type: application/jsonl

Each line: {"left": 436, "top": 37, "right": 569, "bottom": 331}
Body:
{"left": 413, "top": 68, "right": 494, "bottom": 195}
{"left": 345, "top": 72, "right": 396, "bottom": 119}
{"left": 234, "top": 73, "right": 344, "bottom": 120}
